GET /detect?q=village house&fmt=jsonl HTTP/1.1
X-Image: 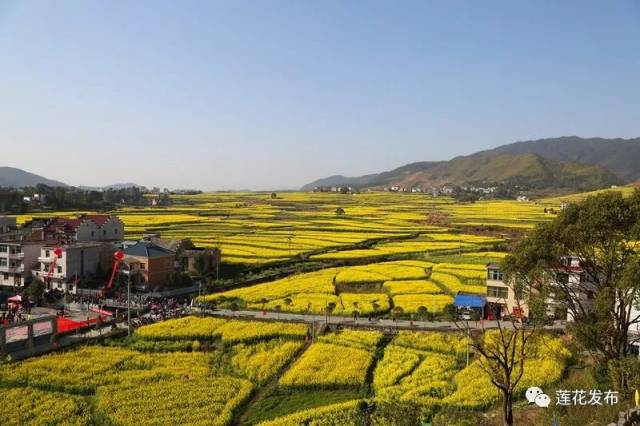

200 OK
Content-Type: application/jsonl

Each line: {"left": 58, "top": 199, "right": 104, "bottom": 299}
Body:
{"left": 122, "top": 241, "right": 176, "bottom": 290}
{"left": 485, "top": 257, "right": 598, "bottom": 322}
{"left": 0, "top": 240, "right": 48, "bottom": 289}
{"left": 629, "top": 304, "right": 640, "bottom": 358}
{"left": 140, "top": 234, "right": 221, "bottom": 277}
{"left": 0, "top": 216, "right": 17, "bottom": 234}
{"left": 485, "top": 263, "right": 529, "bottom": 319}
{"left": 32, "top": 242, "right": 114, "bottom": 294}
{"left": 43, "top": 214, "right": 124, "bottom": 243}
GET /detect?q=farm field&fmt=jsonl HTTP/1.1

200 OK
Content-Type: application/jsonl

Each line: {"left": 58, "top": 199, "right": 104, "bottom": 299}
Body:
{"left": 15, "top": 191, "right": 566, "bottom": 266}
{"left": 13, "top": 191, "right": 580, "bottom": 317}
{"left": 0, "top": 316, "right": 573, "bottom": 425}
{"left": 200, "top": 259, "right": 493, "bottom": 315}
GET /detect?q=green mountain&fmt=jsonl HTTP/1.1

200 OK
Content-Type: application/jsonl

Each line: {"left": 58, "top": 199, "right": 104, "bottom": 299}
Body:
{"left": 482, "top": 136, "right": 640, "bottom": 182}
{"left": 303, "top": 152, "right": 622, "bottom": 192}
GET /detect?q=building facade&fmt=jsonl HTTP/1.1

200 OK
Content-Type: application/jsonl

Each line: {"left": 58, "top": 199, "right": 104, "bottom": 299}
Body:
{"left": 0, "top": 241, "right": 47, "bottom": 289}
{"left": 32, "top": 243, "right": 112, "bottom": 294}
{"left": 43, "top": 215, "right": 124, "bottom": 243}
{"left": 123, "top": 241, "right": 175, "bottom": 290}
{"left": 485, "top": 263, "right": 529, "bottom": 319}
{"left": 0, "top": 216, "right": 17, "bottom": 234}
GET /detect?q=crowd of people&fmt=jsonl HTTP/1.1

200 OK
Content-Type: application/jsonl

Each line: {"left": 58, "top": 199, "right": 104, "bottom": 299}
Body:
{"left": 64, "top": 293, "right": 188, "bottom": 328}
{"left": 0, "top": 291, "right": 190, "bottom": 330}
{"left": 0, "top": 303, "right": 30, "bottom": 326}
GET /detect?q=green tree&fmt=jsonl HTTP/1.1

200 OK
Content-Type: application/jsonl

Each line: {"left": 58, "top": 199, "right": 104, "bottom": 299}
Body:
{"left": 392, "top": 306, "right": 404, "bottom": 321}
{"left": 417, "top": 306, "right": 428, "bottom": 321}
{"left": 259, "top": 298, "right": 268, "bottom": 312}
{"left": 502, "top": 190, "right": 640, "bottom": 391}
{"left": 24, "top": 278, "right": 45, "bottom": 305}
{"left": 325, "top": 302, "right": 336, "bottom": 323}
{"left": 192, "top": 252, "right": 210, "bottom": 278}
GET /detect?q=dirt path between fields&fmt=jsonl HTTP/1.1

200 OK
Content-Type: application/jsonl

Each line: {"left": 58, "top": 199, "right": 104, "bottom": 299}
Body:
{"left": 233, "top": 338, "right": 313, "bottom": 426}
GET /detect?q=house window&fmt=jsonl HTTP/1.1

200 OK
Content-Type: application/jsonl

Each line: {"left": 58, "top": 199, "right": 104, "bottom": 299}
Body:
{"left": 57, "top": 266, "right": 62, "bottom": 273}
{"left": 45, "top": 250, "right": 50, "bottom": 257}
{"left": 103, "top": 230, "right": 107, "bottom": 236}
{"left": 0, "top": 245, "right": 7, "bottom": 253}
{"left": 91, "top": 231, "right": 95, "bottom": 237}
{"left": 487, "top": 286, "right": 509, "bottom": 299}
{"left": 68, "top": 284, "right": 74, "bottom": 292}
{"left": 3, "top": 273, "right": 8, "bottom": 281}
{"left": 114, "top": 229, "right": 118, "bottom": 234}
{"left": 488, "top": 269, "right": 503, "bottom": 281}
{"left": 0, "top": 259, "right": 6, "bottom": 266}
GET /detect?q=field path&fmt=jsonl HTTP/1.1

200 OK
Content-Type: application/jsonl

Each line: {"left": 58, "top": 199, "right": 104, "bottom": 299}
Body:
{"left": 234, "top": 338, "right": 312, "bottom": 426}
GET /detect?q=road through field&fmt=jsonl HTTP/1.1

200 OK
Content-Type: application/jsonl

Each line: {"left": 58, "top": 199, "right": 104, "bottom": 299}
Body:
{"left": 201, "top": 308, "right": 566, "bottom": 332}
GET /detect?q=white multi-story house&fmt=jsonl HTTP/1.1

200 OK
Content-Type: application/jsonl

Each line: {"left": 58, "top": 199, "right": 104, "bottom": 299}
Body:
{"left": 546, "top": 256, "right": 596, "bottom": 321}
{"left": 485, "top": 257, "right": 595, "bottom": 321}
{"left": 0, "top": 241, "right": 47, "bottom": 288}
{"left": 32, "top": 242, "right": 112, "bottom": 294}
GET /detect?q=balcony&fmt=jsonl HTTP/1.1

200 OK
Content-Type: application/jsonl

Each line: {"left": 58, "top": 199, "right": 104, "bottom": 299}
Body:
{"left": 8, "top": 252, "right": 24, "bottom": 259}
{"left": 38, "top": 256, "right": 53, "bottom": 263}
{"left": 0, "top": 264, "right": 25, "bottom": 273}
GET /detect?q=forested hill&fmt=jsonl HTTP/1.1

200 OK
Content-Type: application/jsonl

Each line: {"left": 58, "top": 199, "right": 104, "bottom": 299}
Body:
{"left": 303, "top": 137, "right": 635, "bottom": 192}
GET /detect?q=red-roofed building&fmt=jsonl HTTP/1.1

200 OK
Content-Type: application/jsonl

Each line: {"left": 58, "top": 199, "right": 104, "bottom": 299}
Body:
{"left": 43, "top": 215, "right": 124, "bottom": 243}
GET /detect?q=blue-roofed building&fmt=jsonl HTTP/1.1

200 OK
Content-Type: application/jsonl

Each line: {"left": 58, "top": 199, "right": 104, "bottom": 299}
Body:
{"left": 454, "top": 293, "right": 486, "bottom": 309}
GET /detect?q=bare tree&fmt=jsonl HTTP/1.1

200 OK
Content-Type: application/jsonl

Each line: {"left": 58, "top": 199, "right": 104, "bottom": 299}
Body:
{"left": 455, "top": 291, "right": 542, "bottom": 426}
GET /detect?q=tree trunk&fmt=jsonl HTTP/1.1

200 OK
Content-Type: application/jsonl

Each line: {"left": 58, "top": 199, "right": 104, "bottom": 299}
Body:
{"left": 502, "top": 390, "right": 514, "bottom": 426}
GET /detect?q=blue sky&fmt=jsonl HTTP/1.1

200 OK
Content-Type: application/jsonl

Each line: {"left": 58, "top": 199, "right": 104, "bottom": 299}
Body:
{"left": 1, "top": 1, "right": 639, "bottom": 190}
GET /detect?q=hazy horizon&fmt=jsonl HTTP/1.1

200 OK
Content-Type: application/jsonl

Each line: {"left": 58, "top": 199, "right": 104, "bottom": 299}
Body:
{"left": 1, "top": 1, "right": 639, "bottom": 190}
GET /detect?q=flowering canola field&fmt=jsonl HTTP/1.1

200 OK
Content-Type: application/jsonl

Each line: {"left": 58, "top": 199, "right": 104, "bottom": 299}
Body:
{"left": 0, "top": 316, "right": 571, "bottom": 426}
{"left": 15, "top": 191, "right": 562, "bottom": 265}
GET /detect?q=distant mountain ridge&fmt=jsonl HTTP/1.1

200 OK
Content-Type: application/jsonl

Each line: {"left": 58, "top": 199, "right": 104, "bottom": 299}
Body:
{"left": 0, "top": 167, "right": 145, "bottom": 190}
{"left": 302, "top": 137, "right": 636, "bottom": 192}
{"left": 482, "top": 136, "right": 640, "bottom": 182}
{"left": 78, "top": 183, "right": 146, "bottom": 191}
{"left": 0, "top": 167, "right": 68, "bottom": 188}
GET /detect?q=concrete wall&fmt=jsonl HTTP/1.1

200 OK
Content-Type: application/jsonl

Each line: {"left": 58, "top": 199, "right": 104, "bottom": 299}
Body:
{"left": 75, "top": 221, "right": 100, "bottom": 242}
{"left": 98, "top": 217, "right": 124, "bottom": 241}
{"left": 0, "top": 316, "right": 57, "bottom": 360}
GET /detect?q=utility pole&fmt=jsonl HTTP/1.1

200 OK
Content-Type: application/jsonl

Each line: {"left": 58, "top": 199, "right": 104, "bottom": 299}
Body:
{"left": 215, "top": 250, "right": 220, "bottom": 281}
{"left": 465, "top": 320, "right": 470, "bottom": 368}
{"left": 126, "top": 267, "right": 131, "bottom": 336}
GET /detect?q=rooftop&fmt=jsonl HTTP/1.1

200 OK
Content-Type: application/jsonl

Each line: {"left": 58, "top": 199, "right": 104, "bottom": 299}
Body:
{"left": 124, "top": 241, "right": 175, "bottom": 258}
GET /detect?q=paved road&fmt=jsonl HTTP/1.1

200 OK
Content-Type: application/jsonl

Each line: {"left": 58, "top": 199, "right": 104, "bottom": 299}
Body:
{"left": 199, "top": 308, "right": 566, "bottom": 332}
